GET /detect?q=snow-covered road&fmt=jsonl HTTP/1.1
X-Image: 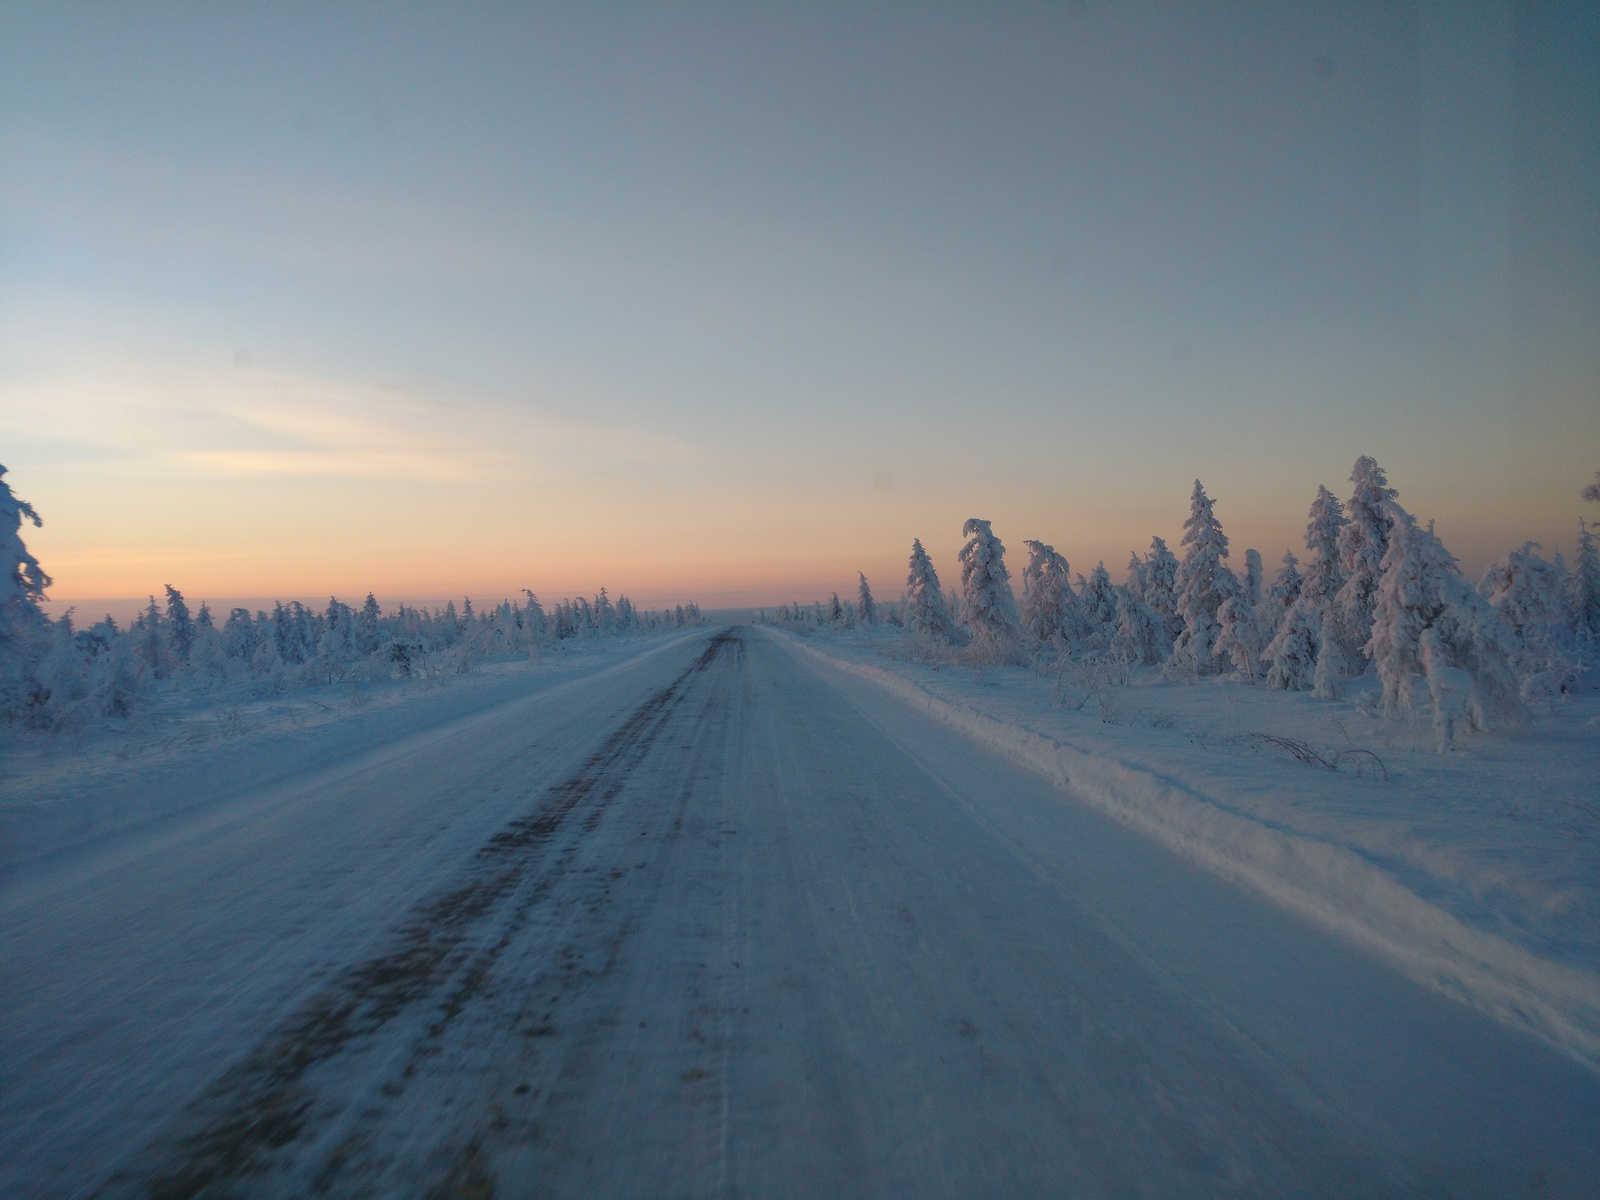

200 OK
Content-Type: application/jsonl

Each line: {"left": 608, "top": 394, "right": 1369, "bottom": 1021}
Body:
{"left": 3, "top": 626, "right": 1596, "bottom": 1198}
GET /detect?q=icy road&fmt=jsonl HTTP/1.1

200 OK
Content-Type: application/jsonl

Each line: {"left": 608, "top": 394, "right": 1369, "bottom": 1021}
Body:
{"left": 3, "top": 627, "right": 1597, "bottom": 1198}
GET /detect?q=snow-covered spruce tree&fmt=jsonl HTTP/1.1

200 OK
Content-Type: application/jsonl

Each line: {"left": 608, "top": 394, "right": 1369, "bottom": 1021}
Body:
{"left": 1243, "top": 548, "right": 1263, "bottom": 608}
{"left": 1480, "top": 543, "right": 1579, "bottom": 699}
{"left": 1113, "top": 588, "right": 1165, "bottom": 664}
{"left": 1123, "top": 551, "right": 1148, "bottom": 606}
{"left": 133, "top": 597, "right": 167, "bottom": 678}
{"left": 1300, "top": 485, "right": 1348, "bottom": 608}
{"left": 1078, "top": 563, "right": 1120, "bottom": 643}
{"left": 1572, "top": 521, "right": 1600, "bottom": 647}
{"left": 1333, "top": 456, "right": 1397, "bottom": 669}
{"left": 1268, "top": 551, "right": 1303, "bottom": 612}
{"left": 1213, "top": 595, "right": 1269, "bottom": 680}
{"left": 1140, "top": 535, "right": 1182, "bottom": 649}
{"left": 0, "top": 463, "right": 52, "bottom": 721}
{"left": 1265, "top": 486, "right": 1346, "bottom": 692}
{"left": 1583, "top": 472, "right": 1600, "bottom": 504}
{"left": 1168, "top": 481, "right": 1235, "bottom": 674}
{"left": 1020, "top": 540, "right": 1079, "bottom": 645}
{"left": 1368, "top": 503, "right": 1519, "bottom": 742}
{"left": 958, "top": 518, "right": 1022, "bottom": 651}
{"left": 1265, "top": 602, "right": 1320, "bottom": 691}
{"left": 857, "top": 573, "right": 876, "bottom": 624}
{"left": 903, "top": 538, "right": 955, "bottom": 639}
{"left": 164, "top": 584, "right": 194, "bottom": 672}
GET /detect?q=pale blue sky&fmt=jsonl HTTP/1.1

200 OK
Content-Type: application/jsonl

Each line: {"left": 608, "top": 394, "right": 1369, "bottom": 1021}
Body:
{"left": 2, "top": 2, "right": 1596, "bottom": 606}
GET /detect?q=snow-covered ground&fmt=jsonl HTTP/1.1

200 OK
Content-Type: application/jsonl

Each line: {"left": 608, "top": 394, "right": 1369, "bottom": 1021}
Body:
{"left": 0, "top": 629, "right": 701, "bottom": 884}
{"left": 775, "top": 622, "right": 1600, "bottom": 1072}
{"left": 3, "top": 624, "right": 1597, "bottom": 1197}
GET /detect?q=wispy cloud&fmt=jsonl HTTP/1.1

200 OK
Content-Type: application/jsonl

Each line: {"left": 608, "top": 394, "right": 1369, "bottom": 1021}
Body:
{"left": 3, "top": 360, "right": 699, "bottom": 484}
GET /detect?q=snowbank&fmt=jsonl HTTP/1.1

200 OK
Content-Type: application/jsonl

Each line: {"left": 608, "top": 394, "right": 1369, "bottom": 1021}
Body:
{"left": 775, "top": 627, "right": 1600, "bottom": 1073}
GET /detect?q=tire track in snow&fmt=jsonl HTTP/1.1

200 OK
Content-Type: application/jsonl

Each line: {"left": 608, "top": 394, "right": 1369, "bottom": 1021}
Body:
{"left": 99, "top": 630, "right": 740, "bottom": 1200}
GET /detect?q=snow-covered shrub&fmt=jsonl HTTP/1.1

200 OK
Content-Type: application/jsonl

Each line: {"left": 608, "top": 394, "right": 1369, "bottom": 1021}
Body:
{"left": 957, "top": 518, "right": 1022, "bottom": 653}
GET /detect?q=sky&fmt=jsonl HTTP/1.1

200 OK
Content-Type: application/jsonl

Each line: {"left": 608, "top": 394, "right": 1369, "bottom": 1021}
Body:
{"left": 2, "top": 1, "right": 1597, "bottom": 613}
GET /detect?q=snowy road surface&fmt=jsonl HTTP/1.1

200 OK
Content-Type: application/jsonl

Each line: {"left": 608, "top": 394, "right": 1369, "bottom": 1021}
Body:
{"left": 3, "top": 627, "right": 1597, "bottom": 1198}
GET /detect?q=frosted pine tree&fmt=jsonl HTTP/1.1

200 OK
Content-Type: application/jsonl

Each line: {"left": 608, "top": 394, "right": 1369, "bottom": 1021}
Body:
{"left": 903, "top": 539, "right": 955, "bottom": 639}
{"left": 1368, "top": 503, "right": 1519, "bottom": 742}
{"left": 958, "top": 518, "right": 1022, "bottom": 649}
{"left": 1583, "top": 472, "right": 1600, "bottom": 504}
{"left": 1266, "top": 485, "right": 1346, "bottom": 692}
{"left": 164, "top": 585, "right": 194, "bottom": 671}
{"left": 1113, "top": 588, "right": 1164, "bottom": 664}
{"left": 1021, "top": 541, "right": 1079, "bottom": 644}
{"left": 1268, "top": 551, "right": 1303, "bottom": 612}
{"left": 1140, "top": 536, "right": 1182, "bottom": 648}
{"left": 1300, "top": 486, "right": 1348, "bottom": 607}
{"left": 1572, "top": 521, "right": 1600, "bottom": 647}
{"left": 1, "top": 464, "right": 50, "bottom": 623}
{"left": 0, "top": 463, "right": 51, "bottom": 720}
{"left": 1079, "top": 563, "right": 1120, "bottom": 640}
{"left": 1265, "top": 603, "right": 1320, "bottom": 690}
{"left": 1333, "top": 456, "right": 1397, "bottom": 668}
{"left": 1213, "top": 596, "right": 1268, "bottom": 680}
{"left": 857, "top": 573, "right": 876, "bottom": 624}
{"left": 1480, "top": 543, "right": 1578, "bottom": 698}
{"left": 1243, "top": 549, "right": 1264, "bottom": 607}
{"left": 134, "top": 598, "right": 166, "bottom": 678}
{"left": 1168, "top": 481, "right": 1233, "bottom": 674}
{"left": 1123, "top": 552, "right": 1148, "bottom": 605}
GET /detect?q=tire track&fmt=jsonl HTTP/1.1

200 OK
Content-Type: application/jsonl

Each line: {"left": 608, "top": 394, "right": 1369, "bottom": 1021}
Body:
{"left": 100, "top": 630, "right": 740, "bottom": 1200}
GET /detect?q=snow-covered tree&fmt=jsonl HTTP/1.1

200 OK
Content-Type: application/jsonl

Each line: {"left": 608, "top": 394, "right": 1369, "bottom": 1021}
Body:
{"left": 0, "top": 464, "right": 51, "bottom": 720}
{"left": 958, "top": 518, "right": 1022, "bottom": 647}
{"left": 1572, "top": 521, "right": 1600, "bottom": 646}
{"left": 1265, "top": 602, "right": 1320, "bottom": 691}
{"left": 1583, "top": 471, "right": 1600, "bottom": 504}
{"left": 1078, "top": 563, "right": 1120, "bottom": 640}
{"left": 1213, "top": 596, "right": 1269, "bottom": 680}
{"left": 1368, "top": 504, "right": 1519, "bottom": 740}
{"left": 1123, "top": 552, "right": 1148, "bottom": 605}
{"left": 1267, "top": 551, "right": 1303, "bottom": 613}
{"left": 1, "top": 463, "right": 49, "bottom": 624}
{"left": 1480, "top": 543, "right": 1579, "bottom": 698}
{"left": 1333, "top": 456, "right": 1397, "bottom": 668}
{"left": 1242, "top": 549, "right": 1263, "bottom": 608}
{"left": 1265, "top": 487, "right": 1348, "bottom": 692}
{"left": 1020, "top": 540, "right": 1078, "bottom": 645}
{"left": 164, "top": 584, "right": 194, "bottom": 670}
{"left": 903, "top": 539, "right": 955, "bottom": 639}
{"left": 857, "top": 573, "right": 876, "bottom": 624}
{"left": 1168, "top": 481, "right": 1234, "bottom": 674}
{"left": 1301, "top": 485, "right": 1347, "bottom": 607}
{"left": 1140, "top": 536, "right": 1181, "bottom": 644}
{"left": 1113, "top": 588, "right": 1165, "bottom": 664}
